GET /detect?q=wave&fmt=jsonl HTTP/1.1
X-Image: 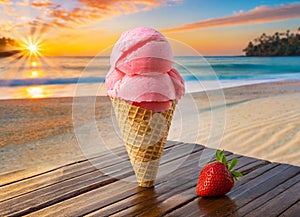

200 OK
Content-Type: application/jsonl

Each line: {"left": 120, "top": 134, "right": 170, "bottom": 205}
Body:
{"left": 1, "top": 70, "right": 300, "bottom": 87}
{"left": 179, "top": 63, "right": 300, "bottom": 72}
{"left": 4, "top": 65, "right": 109, "bottom": 72}
{"left": 0, "top": 77, "right": 105, "bottom": 87}
{"left": 183, "top": 72, "right": 300, "bottom": 81}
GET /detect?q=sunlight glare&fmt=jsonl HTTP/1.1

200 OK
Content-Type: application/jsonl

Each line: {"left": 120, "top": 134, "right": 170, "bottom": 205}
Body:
{"left": 26, "top": 86, "right": 46, "bottom": 98}
{"left": 26, "top": 42, "right": 39, "bottom": 56}
{"left": 31, "top": 70, "right": 39, "bottom": 77}
{"left": 20, "top": 36, "right": 43, "bottom": 57}
{"left": 28, "top": 44, "right": 38, "bottom": 53}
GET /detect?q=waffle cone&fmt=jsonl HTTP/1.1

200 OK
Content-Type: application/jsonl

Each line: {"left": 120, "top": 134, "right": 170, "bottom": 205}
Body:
{"left": 110, "top": 97, "right": 175, "bottom": 187}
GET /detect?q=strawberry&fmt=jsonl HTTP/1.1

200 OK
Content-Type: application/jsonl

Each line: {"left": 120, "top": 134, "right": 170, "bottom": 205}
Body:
{"left": 196, "top": 150, "right": 243, "bottom": 197}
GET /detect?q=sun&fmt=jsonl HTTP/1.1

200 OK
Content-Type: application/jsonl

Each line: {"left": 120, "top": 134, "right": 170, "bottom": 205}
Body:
{"left": 26, "top": 42, "right": 40, "bottom": 56}
{"left": 28, "top": 44, "right": 38, "bottom": 53}
{"left": 20, "top": 37, "right": 43, "bottom": 57}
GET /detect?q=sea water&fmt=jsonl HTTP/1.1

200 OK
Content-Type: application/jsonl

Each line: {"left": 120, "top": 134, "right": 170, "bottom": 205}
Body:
{"left": 0, "top": 56, "right": 299, "bottom": 99}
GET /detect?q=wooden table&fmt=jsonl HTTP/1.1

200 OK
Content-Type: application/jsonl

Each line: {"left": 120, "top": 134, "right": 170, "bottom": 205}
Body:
{"left": 1, "top": 141, "right": 299, "bottom": 216}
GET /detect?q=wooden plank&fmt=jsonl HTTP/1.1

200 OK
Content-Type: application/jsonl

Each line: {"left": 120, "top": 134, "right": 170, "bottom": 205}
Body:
{"left": 244, "top": 180, "right": 300, "bottom": 216}
{"left": 192, "top": 165, "right": 300, "bottom": 217}
{"left": 89, "top": 155, "right": 259, "bottom": 216}
{"left": 0, "top": 156, "right": 137, "bottom": 216}
{"left": 0, "top": 147, "right": 126, "bottom": 202}
{"left": 114, "top": 155, "right": 264, "bottom": 217}
{"left": 0, "top": 141, "right": 181, "bottom": 202}
{"left": 0, "top": 143, "right": 127, "bottom": 188}
{"left": 24, "top": 146, "right": 206, "bottom": 215}
{"left": 136, "top": 187, "right": 196, "bottom": 217}
{"left": 3, "top": 139, "right": 185, "bottom": 215}
{"left": 0, "top": 140, "right": 178, "bottom": 187}
{"left": 159, "top": 160, "right": 270, "bottom": 217}
{"left": 1, "top": 159, "right": 111, "bottom": 202}
{"left": 108, "top": 180, "right": 197, "bottom": 217}
{"left": 27, "top": 180, "right": 140, "bottom": 217}
{"left": 24, "top": 145, "right": 207, "bottom": 216}
{"left": 0, "top": 144, "right": 124, "bottom": 187}
{"left": 165, "top": 163, "right": 283, "bottom": 216}
{"left": 164, "top": 197, "right": 198, "bottom": 217}
{"left": 235, "top": 173, "right": 300, "bottom": 216}
{"left": 236, "top": 159, "right": 270, "bottom": 175}
{"left": 279, "top": 200, "right": 300, "bottom": 217}
{"left": 0, "top": 165, "right": 133, "bottom": 216}
{"left": 4, "top": 140, "right": 297, "bottom": 217}
{"left": 86, "top": 153, "right": 224, "bottom": 217}
{"left": 230, "top": 163, "right": 279, "bottom": 187}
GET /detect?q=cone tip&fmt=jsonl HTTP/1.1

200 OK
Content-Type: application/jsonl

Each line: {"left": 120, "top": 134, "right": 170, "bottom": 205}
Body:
{"left": 138, "top": 180, "right": 155, "bottom": 188}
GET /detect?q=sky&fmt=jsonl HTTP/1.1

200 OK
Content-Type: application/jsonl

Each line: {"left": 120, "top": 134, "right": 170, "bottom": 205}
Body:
{"left": 0, "top": 0, "right": 299, "bottom": 56}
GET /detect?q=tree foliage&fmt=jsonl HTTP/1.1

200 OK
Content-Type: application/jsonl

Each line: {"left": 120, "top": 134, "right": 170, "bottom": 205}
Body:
{"left": 0, "top": 37, "right": 19, "bottom": 50}
{"left": 243, "top": 28, "right": 300, "bottom": 56}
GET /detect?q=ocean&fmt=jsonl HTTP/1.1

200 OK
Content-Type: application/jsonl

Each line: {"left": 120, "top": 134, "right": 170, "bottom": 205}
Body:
{"left": 0, "top": 56, "right": 300, "bottom": 99}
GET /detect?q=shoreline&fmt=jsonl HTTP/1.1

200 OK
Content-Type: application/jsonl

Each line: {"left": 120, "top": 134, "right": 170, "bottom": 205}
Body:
{"left": 0, "top": 79, "right": 299, "bottom": 180}
{"left": 1, "top": 78, "right": 299, "bottom": 101}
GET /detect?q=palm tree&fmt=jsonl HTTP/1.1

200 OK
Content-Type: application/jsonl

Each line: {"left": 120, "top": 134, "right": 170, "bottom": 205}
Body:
{"left": 243, "top": 27, "right": 300, "bottom": 56}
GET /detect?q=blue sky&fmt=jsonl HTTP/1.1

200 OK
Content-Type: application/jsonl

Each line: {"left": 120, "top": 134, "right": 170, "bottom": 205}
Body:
{"left": 95, "top": 0, "right": 300, "bottom": 31}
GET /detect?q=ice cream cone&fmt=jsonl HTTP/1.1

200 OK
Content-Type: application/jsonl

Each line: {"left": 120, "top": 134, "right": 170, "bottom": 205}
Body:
{"left": 110, "top": 97, "right": 175, "bottom": 187}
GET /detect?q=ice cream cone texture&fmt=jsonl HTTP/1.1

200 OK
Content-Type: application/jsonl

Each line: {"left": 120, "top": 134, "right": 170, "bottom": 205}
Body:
{"left": 105, "top": 27, "right": 185, "bottom": 187}
{"left": 111, "top": 97, "right": 175, "bottom": 187}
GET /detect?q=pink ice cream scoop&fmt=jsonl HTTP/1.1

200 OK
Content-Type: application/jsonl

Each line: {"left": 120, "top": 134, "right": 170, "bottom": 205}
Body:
{"left": 106, "top": 27, "right": 185, "bottom": 112}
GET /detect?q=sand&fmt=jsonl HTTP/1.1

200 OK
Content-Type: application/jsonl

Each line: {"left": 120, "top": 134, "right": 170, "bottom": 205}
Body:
{"left": 0, "top": 80, "right": 299, "bottom": 183}
{"left": 190, "top": 80, "right": 300, "bottom": 165}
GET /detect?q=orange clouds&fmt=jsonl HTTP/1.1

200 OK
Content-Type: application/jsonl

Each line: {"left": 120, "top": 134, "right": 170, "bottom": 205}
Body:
{"left": 47, "top": 0, "right": 180, "bottom": 26}
{"left": 1, "top": 0, "right": 180, "bottom": 36}
{"left": 0, "top": 0, "right": 11, "bottom": 4}
{"left": 16, "top": 0, "right": 180, "bottom": 34}
{"left": 161, "top": 3, "right": 300, "bottom": 33}
{"left": 10, "top": 0, "right": 180, "bottom": 55}
{"left": 78, "top": 0, "right": 176, "bottom": 11}
{"left": 30, "top": 0, "right": 53, "bottom": 8}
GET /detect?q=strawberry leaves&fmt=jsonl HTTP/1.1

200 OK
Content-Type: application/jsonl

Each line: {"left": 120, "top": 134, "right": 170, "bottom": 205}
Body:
{"left": 228, "top": 158, "right": 238, "bottom": 170}
{"left": 232, "top": 171, "right": 243, "bottom": 181}
{"left": 215, "top": 150, "right": 243, "bottom": 181}
{"left": 216, "top": 150, "right": 222, "bottom": 161}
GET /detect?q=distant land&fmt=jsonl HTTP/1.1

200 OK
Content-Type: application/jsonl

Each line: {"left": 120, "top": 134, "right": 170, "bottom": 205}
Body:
{"left": 243, "top": 28, "right": 300, "bottom": 56}
{"left": 0, "top": 37, "right": 20, "bottom": 58}
{"left": 0, "top": 50, "right": 21, "bottom": 58}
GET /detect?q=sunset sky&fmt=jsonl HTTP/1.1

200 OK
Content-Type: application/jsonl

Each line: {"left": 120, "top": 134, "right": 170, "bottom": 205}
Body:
{"left": 1, "top": 0, "right": 300, "bottom": 56}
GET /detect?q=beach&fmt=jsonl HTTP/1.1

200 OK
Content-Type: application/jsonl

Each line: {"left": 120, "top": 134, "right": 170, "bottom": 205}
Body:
{"left": 0, "top": 80, "right": 299, "bottom": 183}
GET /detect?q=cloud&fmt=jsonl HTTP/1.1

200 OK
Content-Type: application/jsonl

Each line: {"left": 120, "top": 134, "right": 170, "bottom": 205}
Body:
{"left": 24, "top": 0, "right": 180, "bottom": 32}
{"left": 0, "top": 0, "right": 11, "bottom": 4}
{"left": 28, "top": 18, "right": 68, "bottom": 36}
{"left": 161, "top": 3, "right": 300, "bottom": 33}
{"left": 48, "top": 0, "right": 180, "bottom": 25}
{"left": 1, "top": 0, "right": 180, "bottom": 36}
{"left": 78, "top": 0, "right": 175, "bottom": 10}
{"left": 3, "top": 4, "right": 15, "bottom": 16}
{"left": 30, "top": 0, "right": 53, "bottom": 8}
{"left": 16, "top": 0, "right": 29, "bottom": 6}
{"left": 49, "top": 7, "right": 97, "bottom": 24}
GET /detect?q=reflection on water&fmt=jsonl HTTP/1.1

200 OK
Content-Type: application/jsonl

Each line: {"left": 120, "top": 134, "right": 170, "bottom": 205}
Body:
{"left": 31, "top": 61, "right": 37, "bottom": 67}
{"left": 29, "top": 58, "right": 42, "bottom": 78}
{"left": 0, "top": 83, "right": 107, "bottom": 100}
{"left": 30, "top": 70, "right": 39, "bottom": 77}
{"left": 25, "top": 86, "right": 49, "bottom": 98}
